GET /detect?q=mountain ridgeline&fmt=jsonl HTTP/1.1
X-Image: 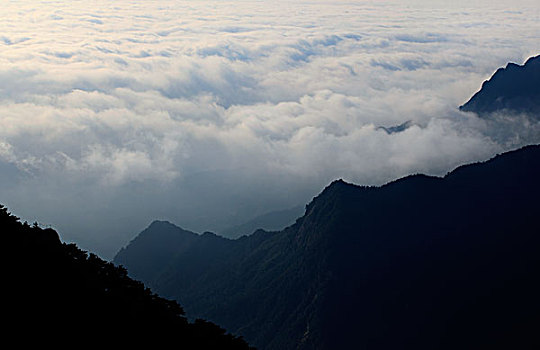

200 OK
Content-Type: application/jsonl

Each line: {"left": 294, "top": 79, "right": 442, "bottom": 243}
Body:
{"left": 460, "top": 55, "right": 540, "bottom": 117}
{"left": 115, "top": 144, "right": 540, "bottom": 349}
{"left": 2, "top": 205, "right": 253, "bottom": 348}
{"left": 219, "top": 205, "right": 305, "bottom": 239}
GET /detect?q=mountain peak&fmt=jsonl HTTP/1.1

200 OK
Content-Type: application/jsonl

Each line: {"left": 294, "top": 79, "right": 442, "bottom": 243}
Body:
{"left": 114, "top": 220, "right": 199, "bottom": 284}
{"left": 327, "top": 178, "right": 349, "bottom": 189}
{"left": 322, "top": 178, "right": 359, "bottom": 193}
{"left": 148, "top": 219, "right": 175, "bottom": 228}
{"left": 460, "top": 54, "right": 540, "bottom": 116}
{"left": 304, "top": 179, "right": 358, "bottom": 212}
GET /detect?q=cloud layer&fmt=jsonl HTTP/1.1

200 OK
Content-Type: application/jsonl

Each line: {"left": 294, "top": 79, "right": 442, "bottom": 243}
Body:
{"left": 1, "top": 0, "right": 539, "bottom": 258}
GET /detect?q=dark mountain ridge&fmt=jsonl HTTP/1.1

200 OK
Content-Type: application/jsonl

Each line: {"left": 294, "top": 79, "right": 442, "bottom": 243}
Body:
{"left": 115, "top": 144, "right": 540, "bottom": 349}
{"left": 2, "top": 205, "right": 253, "bottom": 347}
{"left": 460, "top": 54, "right": 540, "bottom": 116}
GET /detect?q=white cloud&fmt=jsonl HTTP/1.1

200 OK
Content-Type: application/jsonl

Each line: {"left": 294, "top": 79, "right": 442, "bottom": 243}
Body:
{"left": 0, "top": 0, "right": 539, "bottom": 258}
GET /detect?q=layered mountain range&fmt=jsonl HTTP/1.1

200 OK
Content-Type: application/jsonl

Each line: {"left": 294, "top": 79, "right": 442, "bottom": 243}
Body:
{"left": 115, "top": 144, "right": 540, "bottom": 349}
{"left": 111, "top": 54, "right": 540, "bottom": 349}
{"left": 2, "top": 205, "right": 252, "bottom": 347}
{"left": 5, "top": 54, "right": 537, "bottom": 348}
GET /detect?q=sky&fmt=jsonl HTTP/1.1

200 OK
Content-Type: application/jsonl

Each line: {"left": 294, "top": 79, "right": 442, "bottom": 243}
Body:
{"left": 1, "top": 0, "right": 539, "bottom": 259}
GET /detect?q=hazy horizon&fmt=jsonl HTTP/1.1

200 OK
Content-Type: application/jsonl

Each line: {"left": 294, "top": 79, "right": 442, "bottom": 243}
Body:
{"left": 1, "top": 0, "right": 539, "bottom": 259}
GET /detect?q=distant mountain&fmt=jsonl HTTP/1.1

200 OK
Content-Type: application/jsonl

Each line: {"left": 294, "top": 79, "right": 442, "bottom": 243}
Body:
{"left": 377, "top": 120, "right": 413, "bottom": 134}
{"left": 460, "top": 55, "right": 540, "bottom": 116}
{"left": 219, "top": 205, "right": 304, "bottom": 239}
{"left": 114, "top": 220, "right": 200, "bottom": 287}
{"left": 116, "top": 145, "right": 540, "bottom": 349}
{"left": 2, "top": 205, "right": 252, "bottom": 348}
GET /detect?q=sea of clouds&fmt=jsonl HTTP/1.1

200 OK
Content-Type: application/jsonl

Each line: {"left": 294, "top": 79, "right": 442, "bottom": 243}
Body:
{"left": 1, "top": 0, "right": 539, "bottom": 258}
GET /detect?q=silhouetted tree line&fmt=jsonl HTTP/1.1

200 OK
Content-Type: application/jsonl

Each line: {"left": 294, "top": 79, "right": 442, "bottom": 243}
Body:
{"left": 1, "top": 204, "right": 254, "bottom": 348}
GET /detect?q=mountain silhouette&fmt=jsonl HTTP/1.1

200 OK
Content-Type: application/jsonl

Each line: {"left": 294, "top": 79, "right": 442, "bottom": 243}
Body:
{"left": 2, "top": 206, "right": 253, "bottom": 348}
{"left": 460, "top": 55, "right": 540, "bottom": 116}
{"left": 116, "top": 144, "right": 540, "bottom": 349}
{"left": 219, "top": 205, "right": 305, "bottom": 239}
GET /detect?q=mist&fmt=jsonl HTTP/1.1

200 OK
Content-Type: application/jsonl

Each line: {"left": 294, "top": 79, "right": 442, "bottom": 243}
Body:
{"left": 0, "top": 0, "right": 539, "bottom": 258}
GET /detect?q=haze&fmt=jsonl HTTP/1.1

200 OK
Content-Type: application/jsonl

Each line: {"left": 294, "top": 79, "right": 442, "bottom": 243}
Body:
{"left": 0, "top": 0, "right": 539, "bottom": 258}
